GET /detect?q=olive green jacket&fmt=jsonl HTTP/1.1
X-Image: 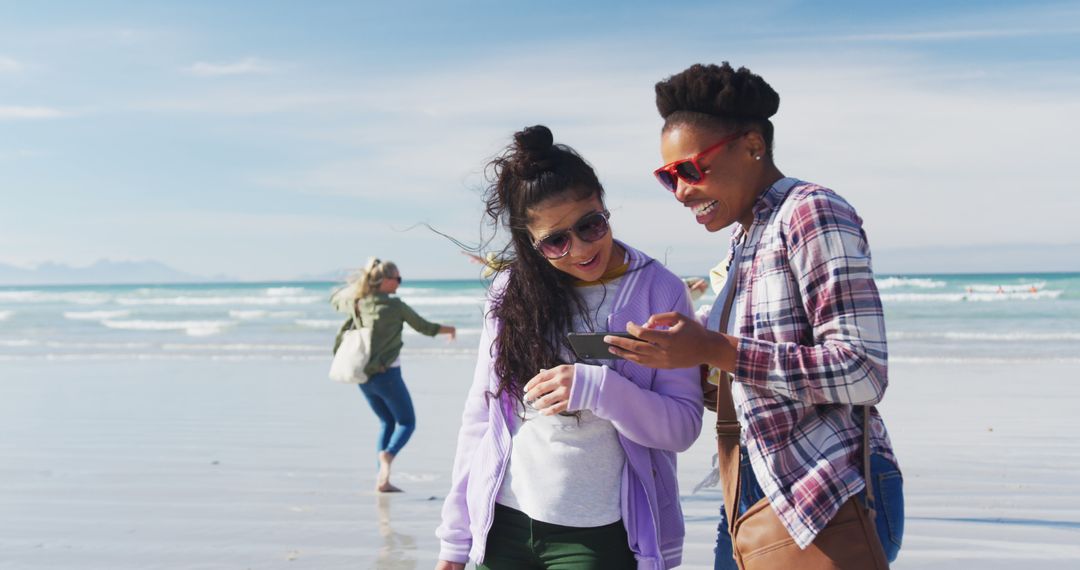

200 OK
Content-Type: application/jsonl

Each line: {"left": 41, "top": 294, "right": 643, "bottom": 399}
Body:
{"left": 333, "top": 293, "right": 442, "bottom": 376}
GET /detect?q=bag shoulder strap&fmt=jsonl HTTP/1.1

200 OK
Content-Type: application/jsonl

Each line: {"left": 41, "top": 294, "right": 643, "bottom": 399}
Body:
{"left": 862, "top": 406, "right": 877, "bottom": 519}
{"left": 714, "top": 266, "right": 743, "bottom": 538}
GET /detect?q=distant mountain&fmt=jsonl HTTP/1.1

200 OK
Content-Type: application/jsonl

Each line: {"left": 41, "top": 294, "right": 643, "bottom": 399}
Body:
{"left": 0, "top": 259, "right": 205, "bottom": 286}
{"left": 296, "top": 269, "right": 353, "bottom": 283}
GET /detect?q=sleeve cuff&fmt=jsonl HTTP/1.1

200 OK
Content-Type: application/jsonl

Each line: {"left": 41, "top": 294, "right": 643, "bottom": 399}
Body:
{"left": 695, "top": 304, "right": 712, "bottom": 327}
{"left": 568, "top": 363, "right": 606, "bottom": 412}
{"left": 438, "top": 541, "right": 470, "bottom": 564}
{"left": 735, "top": 335, "right": 774, "bottom": 388}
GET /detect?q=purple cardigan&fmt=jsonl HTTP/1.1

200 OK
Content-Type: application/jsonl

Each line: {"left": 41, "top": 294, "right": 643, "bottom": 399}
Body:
{"left": 436, "top": 243, "right": 704, "bottom": 569}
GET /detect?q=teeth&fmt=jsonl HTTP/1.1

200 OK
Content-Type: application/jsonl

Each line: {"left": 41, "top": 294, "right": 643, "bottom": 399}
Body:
{"left": 693, "top": 201, "right": 719, "bottom": 216}
{"left": 579, "top": 255, "right": 597, "bottom": 266}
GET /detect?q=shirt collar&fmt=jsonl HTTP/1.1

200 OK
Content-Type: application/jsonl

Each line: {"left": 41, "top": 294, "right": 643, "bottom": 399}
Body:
{"left": 731, "top": 177, "right": 801, "bottom": 244}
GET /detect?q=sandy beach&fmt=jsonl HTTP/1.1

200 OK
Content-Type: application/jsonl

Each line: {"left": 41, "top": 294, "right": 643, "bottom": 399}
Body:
{"left": 2, "top": 353, "right": 1079, "bottom": 569}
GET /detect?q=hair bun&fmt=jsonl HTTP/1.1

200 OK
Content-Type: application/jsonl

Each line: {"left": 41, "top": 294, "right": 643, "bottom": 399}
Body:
{"left": 514, "top": 125, "right": 554, "bottom": 157}
{"left": 656, "top": 62, "right": 779, "bottom": 121}
{"left": 511, "top": 125, "right": 556, "bottom": 178}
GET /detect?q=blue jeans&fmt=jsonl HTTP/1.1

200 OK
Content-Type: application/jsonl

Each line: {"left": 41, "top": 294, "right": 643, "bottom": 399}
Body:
{"left": 358, "top": 367, "right": 415, "bottom": 457}
{"left": 714, "top": 451, "right": 904, "bottom": 569}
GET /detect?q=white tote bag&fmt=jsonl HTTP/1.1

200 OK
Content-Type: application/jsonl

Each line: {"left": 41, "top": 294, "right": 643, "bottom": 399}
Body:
{"left": 328, "top": 312, "right": 373, "bottom": 384}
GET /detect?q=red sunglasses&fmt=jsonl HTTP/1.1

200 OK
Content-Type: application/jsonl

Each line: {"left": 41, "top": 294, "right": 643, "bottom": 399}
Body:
{"left": 533, "top": 210, "right": 611, "bottom": 260}
{"left": 653, "top": 132, "right": 746, "bottom": 192}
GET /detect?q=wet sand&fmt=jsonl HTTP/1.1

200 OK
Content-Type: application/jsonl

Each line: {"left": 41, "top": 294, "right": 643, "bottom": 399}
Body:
{"left": 1, "top": 357, "right": 1078, "bottom": 568}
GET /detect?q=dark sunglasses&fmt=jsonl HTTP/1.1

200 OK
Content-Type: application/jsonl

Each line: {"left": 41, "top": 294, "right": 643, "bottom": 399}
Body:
{"left": 388, "top": 275, "right": 403, "bottom": 284}
{"left": 532, "top": 210, "right": 611, "bottom": 260}
{"left": 653, "top": 131, "right": 746, "bottom": 192}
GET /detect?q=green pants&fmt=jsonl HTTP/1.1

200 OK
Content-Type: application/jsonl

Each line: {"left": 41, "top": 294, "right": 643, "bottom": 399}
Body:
{"left": 478, "top": 504, "right": 637, "bottom": 570}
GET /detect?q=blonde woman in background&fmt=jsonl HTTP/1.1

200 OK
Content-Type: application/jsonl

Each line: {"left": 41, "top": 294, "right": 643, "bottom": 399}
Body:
{"left": 332, "top": 258, "right": 457, "bottom": 493}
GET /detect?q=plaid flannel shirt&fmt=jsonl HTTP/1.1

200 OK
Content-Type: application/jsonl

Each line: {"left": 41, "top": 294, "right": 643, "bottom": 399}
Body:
{"left": 724, "top": 177, "right": 897, "bottom": 548}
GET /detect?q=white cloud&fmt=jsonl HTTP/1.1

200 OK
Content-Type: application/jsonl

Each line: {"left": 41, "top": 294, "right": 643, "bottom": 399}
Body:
{"left": 0, "top": 106, "right": 67, "bottom": 120}
{"left": 213, "top": 40, "right": 1079, "bottom": 262}
{"left": 0, "top": 56, "right": 22, "bottom": 73}
{"left": 19, "top": 4, "right": 1077, "bottom": 277}
{"left": 185, "top": 57, "right": 278, "bottom": 77}
{"left": 0, "top": 149, "right": 46, "bottom": 160}
{"left": 141, "top": 91, "right": 349, "bottom": 114}
{"left": 828, "top": 27, "right": 1080, "bottom": 43}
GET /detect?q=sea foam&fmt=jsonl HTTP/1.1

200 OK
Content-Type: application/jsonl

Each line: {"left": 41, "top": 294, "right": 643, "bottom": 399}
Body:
{"left": 64, "top": 310, "right": 131, "bottom": 320}
{"left": 101, "top": 319, "right": 235, "bottom": 337}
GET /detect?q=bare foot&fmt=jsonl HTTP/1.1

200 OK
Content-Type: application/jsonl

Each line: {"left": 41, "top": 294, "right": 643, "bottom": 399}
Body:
{"left": 376, "top": 451, "right": 402, "bottom": 492}
{"left": 376, "top": 481, "right": 403, "bottom": 493}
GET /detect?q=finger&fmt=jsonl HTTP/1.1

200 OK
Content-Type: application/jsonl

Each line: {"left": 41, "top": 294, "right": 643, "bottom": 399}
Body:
{"left": 603, "top": 334, "right": 634, "bottom": 349}
{"left": 643, "top": 312, "right": 683, "bottom": 329}
{"left": 604, "top": 334, "right": 653, "bottom": 354}
{"left": 540, "top": 401, "right": 569, "bottom": 416}
{"left": 540, "top": 384, "right": 571, "bottom": 408}
{"left": 625, "top": 324, "right": 674, "bottom": 347}
{"left": 523, "top": 368, "right": 551, "bottom": 393}
{"left": 525, "top": 377, "right": 559, "bottom": 403}
{"left": 624, "top": 321, "right": 646, "bottom": 338}
{"left": 533, "top": 390, "right": 556, "bottom": 410}
{"left": 609, "top": 345, "right": 650, "bottom": 365}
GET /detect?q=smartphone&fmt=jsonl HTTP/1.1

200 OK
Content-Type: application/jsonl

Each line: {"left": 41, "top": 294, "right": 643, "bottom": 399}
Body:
{"left": 567, "top": 332, "right": 635, "bottom": 361}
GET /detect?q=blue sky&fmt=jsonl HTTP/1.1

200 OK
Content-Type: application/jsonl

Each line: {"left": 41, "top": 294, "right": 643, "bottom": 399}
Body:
{"left": 3, "top": 1, "right": 1079, "bottom": 280}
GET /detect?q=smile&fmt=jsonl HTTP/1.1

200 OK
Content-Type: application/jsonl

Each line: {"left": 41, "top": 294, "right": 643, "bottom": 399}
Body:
{"left": 693, "top": 200, "right": 719, "bottom": 216}
{"left": 577, "top": 254, "right": 600, "bottom": 268}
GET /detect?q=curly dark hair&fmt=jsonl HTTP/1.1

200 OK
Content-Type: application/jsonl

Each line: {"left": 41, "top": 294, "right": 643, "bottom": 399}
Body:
{"left": 655, "top": 62, "right": 780, "bottom": 157}
{"left": 482, "top": 125, "right": 604, "bottom": 402}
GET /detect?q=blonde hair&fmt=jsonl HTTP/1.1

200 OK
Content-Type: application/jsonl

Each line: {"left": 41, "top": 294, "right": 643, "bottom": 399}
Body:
{"left": 330, "top": 257, "right": 399, "bottom": 314}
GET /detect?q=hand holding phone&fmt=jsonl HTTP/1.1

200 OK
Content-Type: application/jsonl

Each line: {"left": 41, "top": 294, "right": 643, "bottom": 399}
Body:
{"left": 567, "top": 332, "right": 635, "bottom": 360}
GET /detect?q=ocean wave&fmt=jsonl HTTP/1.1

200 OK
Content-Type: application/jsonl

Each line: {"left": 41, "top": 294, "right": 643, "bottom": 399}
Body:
{"left": 42, "top": 341, "right": 154, "bottom": 349}
{"left": 397, "top": 295, "right": 485, "bottom": 307}
{"left": 890, "top": 331, "right": 1080, "bottom": 342}
{"left": 892, "top": 356, "right": 1080, "bottom": 365}
{"left": 228, "top": 310, "right": 304, "bottom": 320}
{"left": 209, "top": 354, "right": 324, "bottom": 361}
{"left": 399, "top": 347, "right": 477, "bottom": 358}
{"left": 0, "top": 310, "right": 12, "bottom": 321}
{"left": 296, "top": 319, "right": 342, "bottom": 329}
{"left": 115, "top": 295, "right": 322, "bottom": 306}
{"left": 881, "top": 290, "right": 1062, "bottom": 303}
{"left": 294, "top": 319, "right": 480, "bottom": 335}
{"left": 966, "top": 282, "right": 1047, "bottom": 293}
{"left": 63, "top": 310, "right": 131, "bottom": 321}
{"left": 265, "top": 287, "right": 307, "bottom": 296}
{"left": 0, "top": 352, "right": 324, "bottom": 362}
{"left": 101, "top": 319, "right": 235, "bottom": 337}
{"left": 876, "top": 277, "right": 947, "bottom": 290}
{"left": 0, "top": 291, "right": 110, "bottom": 305}
{"left": 395, "top": 287, "right": 448, "bottom": 296}
{"left": 0, "top": 344, "right": 476, "bottom": 361}
{"left": 0, "top": 339, "right": 36, "bottom": 347}
{"left": 161, "top": 342, "right": 324, "bottom": 352}
{"left": 403, "top": 327, "right": 482, "bottom": 337}
{"left": 0, "top": 353, "right": 196, "bottom": 362}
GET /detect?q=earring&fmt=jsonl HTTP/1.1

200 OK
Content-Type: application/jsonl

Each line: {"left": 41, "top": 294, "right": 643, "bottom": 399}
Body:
{"left": 754, "top": 155, "right": 762, "bottom": 161}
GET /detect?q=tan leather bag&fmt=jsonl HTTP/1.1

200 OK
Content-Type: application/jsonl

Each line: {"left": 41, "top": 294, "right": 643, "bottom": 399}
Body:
{"left": 713, "top": 276, "right": 888, "bottom": 569}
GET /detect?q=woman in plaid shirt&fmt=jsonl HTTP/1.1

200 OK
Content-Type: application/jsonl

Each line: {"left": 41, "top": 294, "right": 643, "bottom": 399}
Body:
{"left": 606, "top": 62, "right": 905, "bottom": 568}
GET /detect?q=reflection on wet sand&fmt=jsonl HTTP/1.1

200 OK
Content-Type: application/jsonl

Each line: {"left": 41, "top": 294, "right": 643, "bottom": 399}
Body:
{"left": 375, "top": 493, "right": 418, "bottom": 570}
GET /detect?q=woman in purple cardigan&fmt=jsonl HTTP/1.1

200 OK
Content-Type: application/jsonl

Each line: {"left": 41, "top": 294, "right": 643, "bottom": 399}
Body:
{"left": 435, "top": 125, "right": 703, "bottom": 570}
